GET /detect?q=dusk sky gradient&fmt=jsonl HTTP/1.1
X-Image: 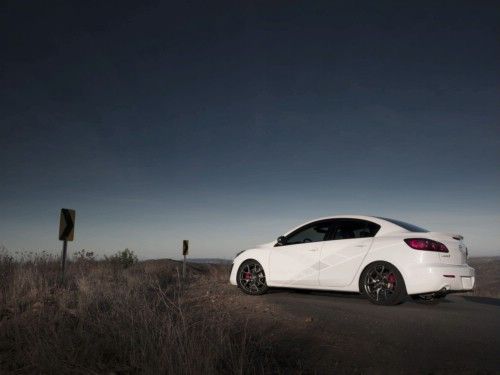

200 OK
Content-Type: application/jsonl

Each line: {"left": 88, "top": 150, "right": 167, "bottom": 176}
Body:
{"left": 1, "top": 1, "right": 499, "bottom": 258}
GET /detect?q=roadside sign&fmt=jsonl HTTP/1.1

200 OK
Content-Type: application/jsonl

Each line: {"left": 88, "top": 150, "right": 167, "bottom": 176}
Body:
{"left": 59, "top": 208, "right": 75, "bottom": 284}
{"left": 182, "top": 240, "right": 189, "bottom": 280}
{"left": 59, "top": 208, "right": 76, "bottom": 241}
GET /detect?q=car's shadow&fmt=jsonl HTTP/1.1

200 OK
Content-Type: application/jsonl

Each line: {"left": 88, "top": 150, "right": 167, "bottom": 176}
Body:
{"left": 269, "top": 290, "right": 500, "bottom": 307}
{"left": 267, "top": 287, "right": 366, "bottom": 300}
{"left": 265, "top": 288, "right": 471, "bottom": 305}
{"left": 462, "top": 296, "right": 500, "bottom": 307}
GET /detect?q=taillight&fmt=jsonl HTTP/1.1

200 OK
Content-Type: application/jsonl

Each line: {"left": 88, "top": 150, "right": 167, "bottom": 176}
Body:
{"left": 404, "top": 238, "right": 449, "bottom": 253}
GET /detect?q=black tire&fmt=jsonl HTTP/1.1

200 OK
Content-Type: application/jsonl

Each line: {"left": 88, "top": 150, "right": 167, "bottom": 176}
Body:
{"left": 236, "top": 260, "right": 269, "bottom": 295}
{"left": 359, "top": 261, "right": 407, "bottom": 306}
{"left": 411, "top": 293, "right": 444, "bottom": 305}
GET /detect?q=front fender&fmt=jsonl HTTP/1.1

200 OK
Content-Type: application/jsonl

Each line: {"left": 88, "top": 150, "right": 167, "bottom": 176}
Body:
{"left": 229, "top": 248, "right": 270, "bottom": 285}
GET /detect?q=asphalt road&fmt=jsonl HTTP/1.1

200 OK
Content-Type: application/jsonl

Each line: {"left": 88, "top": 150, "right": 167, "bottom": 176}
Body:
{"left": 260, "top": 290, "right": 500, "bottom": 374}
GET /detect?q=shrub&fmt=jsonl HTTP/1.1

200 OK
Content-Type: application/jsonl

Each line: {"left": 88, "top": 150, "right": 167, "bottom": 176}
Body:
{"left": 73, "top": 249, "right": 96, "bottom": 262}
{"left": 106, "top": 248, "right": 138, "bottom": 268}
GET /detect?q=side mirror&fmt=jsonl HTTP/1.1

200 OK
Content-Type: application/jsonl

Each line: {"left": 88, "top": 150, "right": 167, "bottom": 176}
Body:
{"left": 276, "top": 236, "right": 287, "bottom": 246}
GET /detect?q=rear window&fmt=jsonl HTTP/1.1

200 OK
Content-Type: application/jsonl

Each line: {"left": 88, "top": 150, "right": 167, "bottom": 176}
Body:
{"left": 378, "top": 217, "right": 429, "bottom": 233}
{"left": 331, "top": 219, "right": 381, "bottom": 240}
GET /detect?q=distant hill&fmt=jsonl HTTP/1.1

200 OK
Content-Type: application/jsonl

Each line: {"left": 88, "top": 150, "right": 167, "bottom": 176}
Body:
{"left": 468, "top": 256, "right": 500, "bottom": 298}
{"left": 187, "top": 258, "right": 232, "bottom": 264}
{"left": 469, "top": 255, "right": 500, "bottom": 263}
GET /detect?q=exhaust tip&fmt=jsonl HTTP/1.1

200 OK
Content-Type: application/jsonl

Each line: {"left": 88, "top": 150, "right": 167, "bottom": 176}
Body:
{"left": 435, "top": 287, "right": 449, "bottom": 298}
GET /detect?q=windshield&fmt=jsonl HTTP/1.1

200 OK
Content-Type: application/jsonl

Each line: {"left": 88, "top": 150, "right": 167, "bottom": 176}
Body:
{"left": 378, "top": 217, "right": 429, "bottom": 233}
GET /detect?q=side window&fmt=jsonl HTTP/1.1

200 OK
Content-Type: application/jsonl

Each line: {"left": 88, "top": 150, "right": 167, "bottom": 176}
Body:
{"left": 332, "top": 220, "right": 380, "bottom": 240}
{"left": 286, "top": 221, "right": 332, "bottom": 245}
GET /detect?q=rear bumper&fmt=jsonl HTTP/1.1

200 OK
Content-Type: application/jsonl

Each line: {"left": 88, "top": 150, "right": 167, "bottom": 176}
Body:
{"left": 404, "top": 264, "right": 475, "bottom": 295}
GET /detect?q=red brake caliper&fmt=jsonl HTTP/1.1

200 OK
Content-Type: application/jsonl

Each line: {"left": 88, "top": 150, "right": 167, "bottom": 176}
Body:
{"left": 243, "top": 272, "right": 252, "bottom": 280}
{"left": 387, "top": 273, "right": 396, "bottom": 288}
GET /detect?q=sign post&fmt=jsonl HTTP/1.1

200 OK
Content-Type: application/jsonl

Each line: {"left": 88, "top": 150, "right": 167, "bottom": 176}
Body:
{"left": 59, "top": 208, "right": 76, "bottom": 284}
{"left": 182, "top": 240, "right": 189, "bottom": 280}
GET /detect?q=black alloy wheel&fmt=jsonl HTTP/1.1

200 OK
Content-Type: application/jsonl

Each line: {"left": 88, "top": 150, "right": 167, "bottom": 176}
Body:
{"left": 237, "top": 260, "right": 269, "bottom": 295}
{"left": 360, "top": 261, "right": 406, "bottom": 305}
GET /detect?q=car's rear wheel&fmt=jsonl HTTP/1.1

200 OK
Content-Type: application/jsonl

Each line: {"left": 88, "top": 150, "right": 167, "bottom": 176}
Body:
{"left": 237, "top": 260, "right": 268, "bottom": 295}
{"left": 360, "top": 261, "right": 406, "bottom": 305}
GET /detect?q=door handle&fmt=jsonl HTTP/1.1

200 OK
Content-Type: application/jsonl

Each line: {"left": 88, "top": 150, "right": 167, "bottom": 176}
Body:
{"left": 308, "top": 249, "right": 318, "bottom": 252}
{"left": 355, "top": 245, "right": 367, "bottom": 247}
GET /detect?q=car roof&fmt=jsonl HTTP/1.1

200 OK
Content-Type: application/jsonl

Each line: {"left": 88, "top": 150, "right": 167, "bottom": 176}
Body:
{"left": 283, "top": 215, "right": 406, "bottom": 237}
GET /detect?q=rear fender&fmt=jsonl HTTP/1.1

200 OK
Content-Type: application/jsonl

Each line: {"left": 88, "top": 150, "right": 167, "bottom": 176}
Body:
{"left": 352, "top": 235, "right": 435, "bottom": 292}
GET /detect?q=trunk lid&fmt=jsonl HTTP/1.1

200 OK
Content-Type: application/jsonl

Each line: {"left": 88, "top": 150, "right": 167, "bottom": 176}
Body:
{"left": 426, "top": 232, "right": 468, "bottom": 265}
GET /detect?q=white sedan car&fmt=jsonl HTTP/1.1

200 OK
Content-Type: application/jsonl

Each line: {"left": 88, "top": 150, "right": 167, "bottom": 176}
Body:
{"left": 230, "top": 215, "right": 475, "bottom": 305}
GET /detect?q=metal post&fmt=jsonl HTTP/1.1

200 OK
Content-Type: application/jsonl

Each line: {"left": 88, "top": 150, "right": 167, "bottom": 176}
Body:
{"left": 182, "top": 254, "right": 186, "bottom": 280}
{"left": 61, "top": 239, "right": 67, "bottom": 283}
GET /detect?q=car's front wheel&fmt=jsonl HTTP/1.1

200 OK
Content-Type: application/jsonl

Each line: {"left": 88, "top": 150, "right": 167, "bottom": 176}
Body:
{"left": 237, "top": 260, "right": 268, "bottom": 295}
{"left": 360, "top": 261, "right": 406, "bottom": 305}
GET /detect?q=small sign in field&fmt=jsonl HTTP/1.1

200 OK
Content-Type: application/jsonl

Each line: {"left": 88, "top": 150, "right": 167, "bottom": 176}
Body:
{"left": 59, "top": 208, "right": 76, "bottom": 283}
{"left": 59, "top": 208, "right": 75, "bottom": 241}
{"left": 182, "top": 240, "right": 189, "bottom": 280}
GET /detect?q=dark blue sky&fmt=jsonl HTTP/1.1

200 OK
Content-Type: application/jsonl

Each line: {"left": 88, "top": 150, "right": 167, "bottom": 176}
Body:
{"left": 1, "top": 1, "right": 499, "bottom": 258}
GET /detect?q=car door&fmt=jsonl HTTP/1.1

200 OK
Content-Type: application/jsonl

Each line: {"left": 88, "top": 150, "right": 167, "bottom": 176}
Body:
{"left": 319, "top": 219, "right": 380, "bottom": 287}
{"left": 268, "top": 220, "right": 333, "bottom": 287}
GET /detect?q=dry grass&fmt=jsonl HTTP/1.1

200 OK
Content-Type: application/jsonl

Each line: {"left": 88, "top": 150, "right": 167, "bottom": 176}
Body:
{"left": 0, "top": 251, "right": 289, "bottom": 374}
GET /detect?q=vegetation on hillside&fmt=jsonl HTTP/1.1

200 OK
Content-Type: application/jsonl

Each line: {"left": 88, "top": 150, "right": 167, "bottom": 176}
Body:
{"left": 0, "top": 249, "right": 288, "bottom": 374}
